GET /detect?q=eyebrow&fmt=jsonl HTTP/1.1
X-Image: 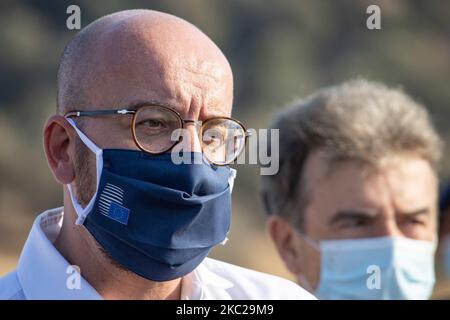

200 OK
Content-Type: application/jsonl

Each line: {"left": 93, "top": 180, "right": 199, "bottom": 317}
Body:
{"left": 329, "top": 207, "right": 431, "bottom": 226}
{"left": 398, "top": 208, "right": 430, "bottom": 217}
{"left": 329, "top": 209, "right": 378, "bottom": 226}
{"left": 124, "top": 99, "right": 180, "bottom": 111}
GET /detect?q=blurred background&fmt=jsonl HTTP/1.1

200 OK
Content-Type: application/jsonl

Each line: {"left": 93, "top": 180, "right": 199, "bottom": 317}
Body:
{"left": 0, "top": 0, "right": 449, "bottom": 297}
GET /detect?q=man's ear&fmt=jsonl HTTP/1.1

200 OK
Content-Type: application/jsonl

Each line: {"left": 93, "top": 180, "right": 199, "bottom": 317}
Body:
{"left": 266, "top": 214, "right": 302, "bottom": 275}
{"left": 43, "top": 115, "right": 77, "bottom": 185}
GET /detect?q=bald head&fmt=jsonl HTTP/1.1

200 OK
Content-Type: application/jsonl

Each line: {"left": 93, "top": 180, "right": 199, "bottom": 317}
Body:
{"left": 57, "top": 9, "right": 233, "bottom": 118}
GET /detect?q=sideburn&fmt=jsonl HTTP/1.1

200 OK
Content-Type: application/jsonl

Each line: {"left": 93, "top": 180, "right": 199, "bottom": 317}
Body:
{"left": 74, "top": 137, "right": 96, "bottom": 207}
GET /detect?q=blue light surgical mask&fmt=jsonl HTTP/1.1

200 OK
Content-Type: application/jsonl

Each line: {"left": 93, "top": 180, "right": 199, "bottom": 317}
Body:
{"left": 66, "top": 118, "right": 236, "bottom": 281}
{"left": 299, "top": 235, "right": 436, "bottom": 300}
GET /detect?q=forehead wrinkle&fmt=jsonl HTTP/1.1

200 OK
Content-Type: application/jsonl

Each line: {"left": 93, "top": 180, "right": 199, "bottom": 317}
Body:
{"left": 105, "top": 13, "right": 232, "bottom": 101}
{"left": 58, "top": 9, "right": 233, "bottom": 119}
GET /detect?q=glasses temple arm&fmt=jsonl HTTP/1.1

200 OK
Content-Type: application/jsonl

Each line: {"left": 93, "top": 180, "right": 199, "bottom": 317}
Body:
{"left": 64, "top": 109, "right": 136, "bottom": 118}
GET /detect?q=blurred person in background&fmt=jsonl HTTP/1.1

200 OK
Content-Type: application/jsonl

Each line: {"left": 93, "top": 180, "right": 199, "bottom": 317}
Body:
{"left": 0, "top": 9, "right": 314, "bottom": 300}
{"left": 436, "top": 182, "right": 450, "bottom": 295}
{"left": 261, "top": 79, "right": 442, "bottom": 300}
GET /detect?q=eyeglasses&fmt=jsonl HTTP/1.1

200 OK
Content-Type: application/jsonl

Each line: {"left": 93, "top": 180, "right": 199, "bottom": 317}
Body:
{"left": 65, "top": 104, "right": 250, "bottom": 165}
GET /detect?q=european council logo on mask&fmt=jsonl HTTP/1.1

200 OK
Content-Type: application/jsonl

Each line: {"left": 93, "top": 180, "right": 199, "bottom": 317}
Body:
{"left": 98, "top": 183, "right": 130, "bottom": 225}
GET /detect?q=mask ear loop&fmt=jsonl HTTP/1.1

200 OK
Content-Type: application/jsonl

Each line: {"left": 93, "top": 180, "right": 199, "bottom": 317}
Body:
{"left": 295, "top": 230, "right": 320, "bottom": 252}
{"left": 228, "top": 168, "right": 237, "bottom": 193}
{"left": 66, "top": 118, "right": 103, "bottom": 225}
{"left": 293, "top": 229, "right": 321, "bottom": 293}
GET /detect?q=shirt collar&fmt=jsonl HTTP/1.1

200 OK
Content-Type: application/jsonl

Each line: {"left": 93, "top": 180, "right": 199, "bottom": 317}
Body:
{"left": 17, "top": 207, "right": 234, "bottom": 300}
{"left": 17, "top": 207, "right": 102, "bottom": 300}
{"left": 181, "top": 261, "right": 234, "bottom": 300}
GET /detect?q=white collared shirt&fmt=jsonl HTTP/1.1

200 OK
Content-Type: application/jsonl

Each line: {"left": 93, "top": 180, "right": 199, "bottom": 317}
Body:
{"left": 0, "top": 207, "right": 316, "bottom": 300}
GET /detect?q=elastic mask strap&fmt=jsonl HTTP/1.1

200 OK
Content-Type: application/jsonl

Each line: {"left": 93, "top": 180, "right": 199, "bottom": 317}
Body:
{"left": 295, "top": 229, "right": 321, "bottom": 252}
{"left": 66, "top": 118, "right": 103, "bottom": 225}
{"left": 219, "top": 168, "right": 237, "bottom": 246}
{"left": 294, "top": 230, "right": 321, "bottom": 294}
{"left": 298, "top": 274, "right": 314, "bottom": 293}
{"left": 431, "top": 234, "right": 438, "bottom": 251}
{"left": 229, "top": 168, "right": 237, "bottom": 193}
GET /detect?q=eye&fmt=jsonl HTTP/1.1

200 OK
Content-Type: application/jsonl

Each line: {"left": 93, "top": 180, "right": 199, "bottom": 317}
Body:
{"left": 406, "top": 217, "right": 426, "bottom": 226}
{"left": 337, "top": 216, "right": 370, "bottom": 229}
{"left": 350, "top": 217, "right": 368, "bottom": 227}
{"left": 135, "top": 118, "right": 173, "bottom": 139}
{"left": 139, "top": 119, "right": 166, "bottom": 129}
{"left": 203, "top": 129, "right": 225, "bottom": 145}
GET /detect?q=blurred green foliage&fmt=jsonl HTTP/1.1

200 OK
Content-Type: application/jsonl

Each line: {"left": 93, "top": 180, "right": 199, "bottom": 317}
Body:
{"left": 0, "top": 0, "right": 449, "bottom": 287}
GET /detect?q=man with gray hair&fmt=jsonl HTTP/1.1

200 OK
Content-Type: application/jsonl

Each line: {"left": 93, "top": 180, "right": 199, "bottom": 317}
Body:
{"left": 262, "top": 79, "right": 442, "bottom": 299}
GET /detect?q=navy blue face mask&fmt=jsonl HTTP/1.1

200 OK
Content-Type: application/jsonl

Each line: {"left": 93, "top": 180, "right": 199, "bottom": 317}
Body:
{"left": 66, "top": 119, "right": 236, "bottom": 281}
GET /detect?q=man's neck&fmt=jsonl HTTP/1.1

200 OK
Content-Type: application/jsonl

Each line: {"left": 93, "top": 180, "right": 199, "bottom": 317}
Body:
{"left": 54, "top": 201, "right": 182, "bottom": 300}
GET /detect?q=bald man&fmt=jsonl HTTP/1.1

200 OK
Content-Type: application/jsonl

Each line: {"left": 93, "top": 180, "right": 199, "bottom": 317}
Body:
{"left": 0, "top": 10, "right": 314, "bottom": 300}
